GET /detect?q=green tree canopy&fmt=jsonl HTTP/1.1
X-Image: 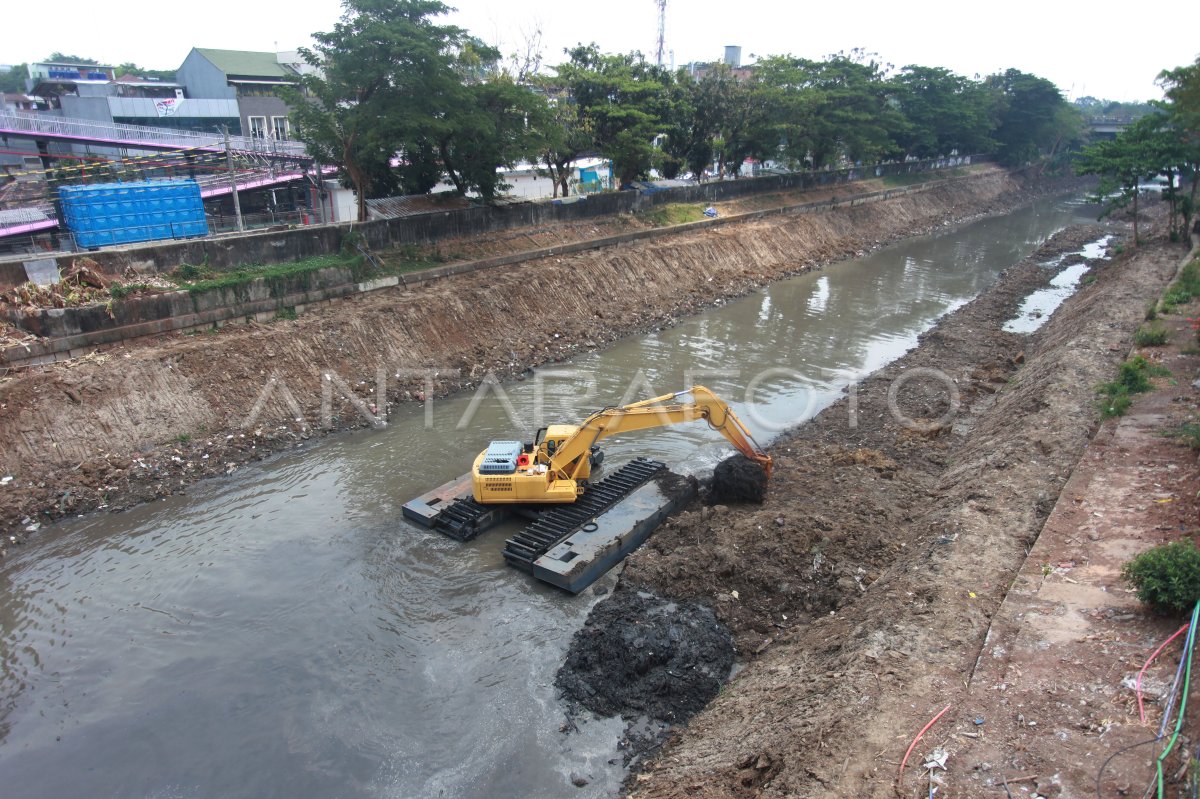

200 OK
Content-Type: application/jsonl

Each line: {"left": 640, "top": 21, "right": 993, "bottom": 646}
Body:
{"left": 529, "top": 85, "right": 593, "bottom": 196}
{"left": 888, "top": 65, "right": 994, "bottom": 158}
{"left": 553, "top": 44, "right": 674, "bottom": 185}
{"left": 987, "top": 68, "right": 1078, "bottom": 166}
{"left": 1075, "top": 116, "right": 1164, "bottom": 243}
{"left": 1155, "top": 56, "right": 1200, "bottom": 236}
{"left": 285, "top": 0, "right": 477, "bottom": 219}
{"left": 0, "top": 64, "right": 28, "bottom": 94}
{"left": 751, "top": 52, "right": 905, "bottom": 169}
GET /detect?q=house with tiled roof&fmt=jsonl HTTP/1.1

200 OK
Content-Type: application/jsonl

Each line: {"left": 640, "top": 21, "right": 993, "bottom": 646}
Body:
{"left": 176, "top": 48, "right": 300, "bottom": 141}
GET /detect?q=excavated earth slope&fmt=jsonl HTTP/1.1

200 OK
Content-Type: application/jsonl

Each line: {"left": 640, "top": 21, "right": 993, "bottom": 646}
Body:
{"left": 617, "top": 223, "right": 1188, "bottom": 797}
{"left": 0, "top": 167, "right": 1059, "bottom": 536}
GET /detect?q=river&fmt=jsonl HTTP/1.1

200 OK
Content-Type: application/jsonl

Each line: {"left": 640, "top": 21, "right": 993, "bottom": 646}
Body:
{"left": 0, "top": 194, "right": 1102, "bottom": 798}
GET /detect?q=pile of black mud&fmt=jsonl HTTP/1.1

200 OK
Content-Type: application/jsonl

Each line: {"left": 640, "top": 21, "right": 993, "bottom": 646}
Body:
{"left": 556, "top": 589, "right": 734, "bottom": 724}
{"left": 707, "top": 454, "right": 768, "bottom": 504}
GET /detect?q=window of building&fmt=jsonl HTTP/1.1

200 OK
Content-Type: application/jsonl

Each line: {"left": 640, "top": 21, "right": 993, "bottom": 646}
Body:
{"left": 248, "top": 116, "right": 267, "bottom": 139}
{"left": 271, "top": 116, "right": 290, "bottom": 141}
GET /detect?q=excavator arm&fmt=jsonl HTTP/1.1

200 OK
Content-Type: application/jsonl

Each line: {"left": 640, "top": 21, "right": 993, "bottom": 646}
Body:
{"left": 547, "top": 385, "right": 772, "bottom": 481}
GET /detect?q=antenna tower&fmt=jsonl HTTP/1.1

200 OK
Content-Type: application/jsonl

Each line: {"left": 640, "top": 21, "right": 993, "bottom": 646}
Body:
{"left": 655, "top": 0, "right": 667, "bottom": 66}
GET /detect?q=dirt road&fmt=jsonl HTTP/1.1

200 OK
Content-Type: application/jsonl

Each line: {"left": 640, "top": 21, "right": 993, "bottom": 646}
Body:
{"left": 609, "top": 219, "right": 1193, "bottom": 797}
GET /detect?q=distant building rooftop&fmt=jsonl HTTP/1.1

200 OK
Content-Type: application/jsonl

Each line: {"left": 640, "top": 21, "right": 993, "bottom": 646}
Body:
{"left": 193, "top": 48, "right": 297, "bottom": 81}
{"left": 366, "top": 193, "right": 473, "bottom": 220}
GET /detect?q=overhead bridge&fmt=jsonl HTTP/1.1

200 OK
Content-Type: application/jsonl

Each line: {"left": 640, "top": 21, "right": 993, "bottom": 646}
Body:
{"left": 0, "top": 110, "right": 310, "bottom": 160}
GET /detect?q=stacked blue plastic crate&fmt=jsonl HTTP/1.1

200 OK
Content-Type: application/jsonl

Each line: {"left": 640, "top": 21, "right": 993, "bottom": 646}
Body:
{"left": 59, "top": 180, "right": 209, "bottom": 248}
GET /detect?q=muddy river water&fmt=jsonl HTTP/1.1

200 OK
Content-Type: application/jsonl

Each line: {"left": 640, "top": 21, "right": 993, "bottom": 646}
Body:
{"left": 0, "top": 196, "right": 1102, "bottom": 798}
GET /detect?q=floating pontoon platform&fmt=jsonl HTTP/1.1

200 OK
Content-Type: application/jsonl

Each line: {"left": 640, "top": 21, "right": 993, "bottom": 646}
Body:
{"left": 402, "top": 458, "right": 696, "bottom": 593}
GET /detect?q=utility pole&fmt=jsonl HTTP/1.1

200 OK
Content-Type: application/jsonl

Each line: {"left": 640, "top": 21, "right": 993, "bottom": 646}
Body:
{"left": 313, "top": 159, "right": 327, "bottom": 224}
{"left": 223, "top": 126, "right": 244, "bottom": 232}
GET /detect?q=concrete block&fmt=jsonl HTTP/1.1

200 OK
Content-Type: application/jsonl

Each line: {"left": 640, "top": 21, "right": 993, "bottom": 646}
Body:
{"left": 358, "top": 276, "right": 399, "bottom": 293}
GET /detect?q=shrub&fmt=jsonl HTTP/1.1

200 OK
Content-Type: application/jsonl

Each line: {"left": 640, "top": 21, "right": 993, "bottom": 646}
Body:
{"left": 175, "top": 263, "right": 206, "bottom": 280}
{"left": 1095, "top": 355, "right": 1169, "bottom": 417}
{"left": 1117, "top": 358, "right": 1151, "bottom": 393}
{"left": 1098, "top": 392, "right": 1133, "bottom": 418}
{"left": 1123, "top": 540, "right": 1200, "bottom": 615}
{"left": 1134, "top": 326, "right": 1169, "bottom": 347}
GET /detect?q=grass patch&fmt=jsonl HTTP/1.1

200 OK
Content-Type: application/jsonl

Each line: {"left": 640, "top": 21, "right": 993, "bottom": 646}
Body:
{"left": 275, "top": 307, "right": 297, "bottom": 321}
{"left": 1096, "top": 354, "right": 1170, "bottom": 417}
{"left": 1165, "top": 421, "right": 1200, "bottom": 450}
{"left": 1134, "top": 325, "right": 1170, "bottom": 346}
{"left": 108, "top": 282, "right": 150, "bottom": 299}
{"left": 638, "top": 203, "right": 707, "bottom": 227}
{"left": 378, "top": 243, "right": 465, "bottom": 274}
{"left": 1158, "top": 258, "right": 1200, "bottom": 314}
{"left": 171, "top": 254, "right": 363, "bottom": 295}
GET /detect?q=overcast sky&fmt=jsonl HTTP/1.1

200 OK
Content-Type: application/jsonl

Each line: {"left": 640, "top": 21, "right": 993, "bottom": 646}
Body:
{"left": 5, "top": 0, "right": 1196, "bottom": 102}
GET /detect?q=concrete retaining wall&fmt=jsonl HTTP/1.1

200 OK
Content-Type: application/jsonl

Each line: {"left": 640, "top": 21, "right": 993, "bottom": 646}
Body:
{"left": 0, "top": 176, "right": 955, "bottom": 368}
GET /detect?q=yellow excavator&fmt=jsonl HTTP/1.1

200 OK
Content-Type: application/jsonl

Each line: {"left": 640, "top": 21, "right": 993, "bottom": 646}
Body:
{"left": 471, "top": 385, "right": 772, "bottom": 504}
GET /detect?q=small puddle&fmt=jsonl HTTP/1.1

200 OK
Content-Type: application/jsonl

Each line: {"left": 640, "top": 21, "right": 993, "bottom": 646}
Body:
{"left": 1003, "top": 235, "right": 1112, "bottom": 333}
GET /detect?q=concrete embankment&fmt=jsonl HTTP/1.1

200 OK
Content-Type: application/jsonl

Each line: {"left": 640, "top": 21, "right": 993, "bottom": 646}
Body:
{"left": 0, "top": 167, "right": 1070, "bottom": 536}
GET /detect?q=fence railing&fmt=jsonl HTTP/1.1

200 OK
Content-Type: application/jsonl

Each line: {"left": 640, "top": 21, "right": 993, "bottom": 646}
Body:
{"left": 0, "top": 230, "right": 76, "bottom": 258}
{"left": 0, "top": 110, "right": 309, "bottom": 158}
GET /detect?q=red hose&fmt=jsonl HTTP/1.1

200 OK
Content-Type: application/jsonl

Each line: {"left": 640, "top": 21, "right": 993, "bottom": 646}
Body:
{"left": 896, "top": 703, "right": 952, "bottom": 796}
{"left": 1137, "top": 623, "right": 1190, "bottom": 724}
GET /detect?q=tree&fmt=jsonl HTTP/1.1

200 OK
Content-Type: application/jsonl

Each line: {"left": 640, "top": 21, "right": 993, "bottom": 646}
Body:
{"left": 530, "top": 87, "right": 593, "bottom": 197}
{"left": 552, "top": 44, "right": 674, "bottom": 186}
{"left": 285, "top": 0, "right": 475, "bottom": 221}
{"left": 660, "top": 65, "right": 743, "bottom": 180}
{"left": 889, "top": 66, "right": 995, "bottom": 158}
{"left": 987, "top": 69, "right": 1078, "bottom": 166}
{"left": 46, "top": 53, "right": 99, "bottom": 65}
{"left": 716, "top": 75, "right": 781, "bottom": 176}
{"left": 1075, "top": 55, "right": 1200, "bottom": 244}
{"left": 1075, "top": 118, "right": 1163, "bottom": 244}
{"left": 115, "top": 63, "right": 176, "bottom": 82}
{"left": 1073, "top": 96, "right": 1156, "bottom": 121}
{"left": 0, "top": 64, "right": 28, "bottom": 94}
{"left": 434, "top": 67, "right": 544, "bottom": 200}
{"left": 1156, "top": 57, "right": 1200, "bottom": 237}
{"left": 753, "top": 52, "right": 904, "bottom": 169}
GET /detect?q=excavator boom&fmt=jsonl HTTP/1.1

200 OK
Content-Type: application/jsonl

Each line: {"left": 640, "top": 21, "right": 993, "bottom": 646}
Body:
{"left": 547, "top": 386, "right": 772, "bottom": 481}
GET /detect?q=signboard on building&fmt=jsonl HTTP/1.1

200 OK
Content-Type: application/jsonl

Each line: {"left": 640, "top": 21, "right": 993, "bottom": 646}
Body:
{"left": 154, "top": 98, "right": 183, "bottom": 117}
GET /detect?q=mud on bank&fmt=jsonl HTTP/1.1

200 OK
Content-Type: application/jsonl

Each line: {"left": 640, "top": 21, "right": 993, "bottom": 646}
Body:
{"left": 606, "top": 219, "right": 1187, "bottom": 797}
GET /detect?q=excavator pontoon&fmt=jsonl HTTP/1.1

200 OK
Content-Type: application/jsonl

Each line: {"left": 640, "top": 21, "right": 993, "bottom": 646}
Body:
{"left": 403, "top": 386, "right": 771, "bottom": 593}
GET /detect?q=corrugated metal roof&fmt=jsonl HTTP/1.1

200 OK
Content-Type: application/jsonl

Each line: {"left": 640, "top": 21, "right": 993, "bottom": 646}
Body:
{"left": 366, "top": 194, "right": 473, "bottom": 220}
{"left": 195, "top": 49, "right": 295, "bottom": 80}
{"left": 0, "top": 207, "right": 50, "bottom": 225}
